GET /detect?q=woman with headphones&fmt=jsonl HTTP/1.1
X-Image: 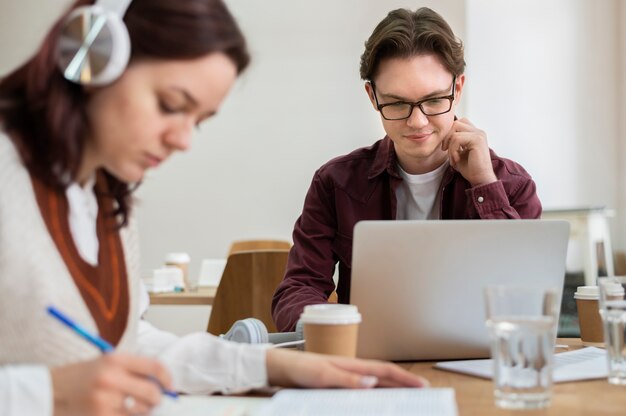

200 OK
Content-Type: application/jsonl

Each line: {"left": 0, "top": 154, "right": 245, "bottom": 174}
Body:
{"left": 0, "top": 0, "right": 427, "bottom": 415}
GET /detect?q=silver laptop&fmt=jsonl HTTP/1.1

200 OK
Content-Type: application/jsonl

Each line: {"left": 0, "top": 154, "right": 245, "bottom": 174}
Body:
{"left": 350, "top": 220, "right": 569, "bottom": 361}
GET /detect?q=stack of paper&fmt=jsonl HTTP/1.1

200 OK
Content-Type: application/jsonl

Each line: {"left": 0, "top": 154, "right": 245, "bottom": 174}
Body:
{"left": 254, "top": 388, "right": 457, "bottom": 416}
{"left": 434, "top": 347, "right": 607, "bottom": 382}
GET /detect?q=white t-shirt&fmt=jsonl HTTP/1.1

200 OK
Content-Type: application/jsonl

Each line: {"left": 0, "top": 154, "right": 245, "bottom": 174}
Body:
{"left": 395, "top": 160, "right": 449, "bottom": 220}
{"left": 65, "top": 177, "right": 99, "bottom": 266}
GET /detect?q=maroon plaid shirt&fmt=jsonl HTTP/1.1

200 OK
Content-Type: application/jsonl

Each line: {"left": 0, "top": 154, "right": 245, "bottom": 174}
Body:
{"left": 272, "top": 136, "right": 542, "bottom": 331}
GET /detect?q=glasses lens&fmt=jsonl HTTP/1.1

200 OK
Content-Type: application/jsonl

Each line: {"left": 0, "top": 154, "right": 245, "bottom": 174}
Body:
{"left": 380, "top": 103, "right": 413, "bottom": 120}
{"left": 421, "top": 98, "right": 452, "bottom": 116}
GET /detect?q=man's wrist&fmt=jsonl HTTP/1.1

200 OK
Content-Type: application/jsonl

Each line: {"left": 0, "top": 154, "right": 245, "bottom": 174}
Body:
{"left": 469, "top": 172, "right": 498, "bottom": 187}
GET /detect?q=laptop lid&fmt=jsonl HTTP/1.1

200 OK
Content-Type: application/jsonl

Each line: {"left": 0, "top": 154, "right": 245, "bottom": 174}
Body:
{"left": 350, "top": 220, "right": 569, "bottom": 361}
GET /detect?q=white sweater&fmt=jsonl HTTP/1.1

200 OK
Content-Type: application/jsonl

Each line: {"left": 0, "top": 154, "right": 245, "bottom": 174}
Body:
{"left": 0, "top": 133, "right": 268, "bottom": 415}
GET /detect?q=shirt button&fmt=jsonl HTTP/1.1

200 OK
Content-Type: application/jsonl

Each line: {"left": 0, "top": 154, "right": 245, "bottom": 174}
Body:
{"left": 477, "top": 196, "right": 484, "bottom": 203}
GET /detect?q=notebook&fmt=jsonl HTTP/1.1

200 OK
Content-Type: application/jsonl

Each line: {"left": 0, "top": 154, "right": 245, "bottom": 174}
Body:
{"left": 254, "top": 388, "right": 457, "bottom": 416}
{"left": 350, "top": 220, "right": 570, "bottom": 361}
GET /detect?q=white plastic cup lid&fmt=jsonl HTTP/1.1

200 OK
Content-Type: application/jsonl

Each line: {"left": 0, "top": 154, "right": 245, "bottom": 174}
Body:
{"left": 599, "top": 281, "right": 625, "bottom": 297}
{"left": 574, "top": 286, "right": 599, "bottom": 300}
{"left": 164, "top": 252, "right": 190, "bottom": 264}
{"left": 300, "top": 304, "right": 361, "bottom": 325}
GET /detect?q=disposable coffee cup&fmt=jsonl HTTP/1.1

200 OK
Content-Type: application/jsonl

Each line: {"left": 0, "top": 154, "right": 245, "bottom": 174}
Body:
{"left": 576, "top": 284, "right": 625, "bottom": 347}
{"left": 574, "top": 286, "right": 603, "bottom": 347}
{"left": 164, "top": 252, "right": 191, "bottom": 291}
{"left": 300, "top": 304, "right": 361, "bottom": 357}
{"left": 152, "top": 266, "right": 184, "bottom": 292}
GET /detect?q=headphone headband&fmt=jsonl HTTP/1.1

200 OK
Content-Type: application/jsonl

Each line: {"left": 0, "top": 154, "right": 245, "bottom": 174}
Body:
{"left": 97, "top": 0, "right": 133, "bottom": 16}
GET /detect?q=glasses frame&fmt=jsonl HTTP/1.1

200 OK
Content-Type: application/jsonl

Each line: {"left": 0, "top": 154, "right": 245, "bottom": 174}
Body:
{"left": 370, "top": 76, "right": 457, "bottom": 120}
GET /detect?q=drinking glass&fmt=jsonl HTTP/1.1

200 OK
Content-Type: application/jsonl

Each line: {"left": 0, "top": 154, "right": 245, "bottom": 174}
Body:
{"left": 597, "top": 277, "right": 626, "bottom": 385}
{"left": 484, "top": 285, "right": 560, "bottom": 409}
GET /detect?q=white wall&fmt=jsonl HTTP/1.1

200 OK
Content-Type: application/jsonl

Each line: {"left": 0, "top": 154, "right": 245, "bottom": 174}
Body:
{"left": 133, "top": 0, "right": 465, "bottom": 278}
{"left": 0, "top": 0, "right": 71, "bottom": 73}
{"left": 618, "top": 1, "right": 626, "bottom": 255}
{"left": 465, "top": 0, "right": 622, "bottom": 249}
{"left": 143, "top": 305, "right": 211, "bottom": 336}
{"left": 1, "top": 0, "right": 623, "bottom": 277}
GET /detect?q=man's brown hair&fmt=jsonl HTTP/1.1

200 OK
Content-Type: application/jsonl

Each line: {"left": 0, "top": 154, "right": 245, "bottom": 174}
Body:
{"left": 360, "top": 7, "right": 465, "bottom": 81}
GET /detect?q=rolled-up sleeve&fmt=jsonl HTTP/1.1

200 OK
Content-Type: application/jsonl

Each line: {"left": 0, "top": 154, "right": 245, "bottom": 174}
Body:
{"left": 466, "top": 175, "right": 541, "bottom": 220}
{"left": 136, "top": 320, "right": 269, "bottom": 395}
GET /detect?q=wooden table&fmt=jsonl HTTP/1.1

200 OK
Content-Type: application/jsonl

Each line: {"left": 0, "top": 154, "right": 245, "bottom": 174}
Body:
{"left": 149, "top": 286, "right": 217, "bottom": 305}
{"left": 400, "top": 338, "right": 625, "bottom": 415}
{"left": 153, "top": 338, "right": 623, "bottom": 415}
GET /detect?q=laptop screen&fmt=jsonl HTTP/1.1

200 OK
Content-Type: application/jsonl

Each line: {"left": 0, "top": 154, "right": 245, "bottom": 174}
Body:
{"left": 350, "top": 220, "right": 569, "bottom": 361}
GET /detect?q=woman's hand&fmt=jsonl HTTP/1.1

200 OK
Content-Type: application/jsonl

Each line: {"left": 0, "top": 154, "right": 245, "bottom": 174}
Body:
{"left": 50, "top": 354, "right": 172, "bottom": 416}
{"left": 266, "top": 348, "right": 428, "bottom": 389}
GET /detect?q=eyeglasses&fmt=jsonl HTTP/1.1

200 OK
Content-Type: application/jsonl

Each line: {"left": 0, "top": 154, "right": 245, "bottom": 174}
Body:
{"left": 371, "top": 76, "right": 456, "bottom": 120}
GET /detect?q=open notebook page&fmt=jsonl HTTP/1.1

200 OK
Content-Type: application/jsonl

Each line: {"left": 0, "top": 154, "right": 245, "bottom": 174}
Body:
{"left": 253, "top": 388, "right": 457, "bottom": 416}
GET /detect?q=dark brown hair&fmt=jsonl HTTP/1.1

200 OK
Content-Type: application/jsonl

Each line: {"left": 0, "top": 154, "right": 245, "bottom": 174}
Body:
{"left": 359, "top": 7, "right": 465, "bottom": 81}
{"left": 0, "top": 0, "right": 249, "bottom": 226}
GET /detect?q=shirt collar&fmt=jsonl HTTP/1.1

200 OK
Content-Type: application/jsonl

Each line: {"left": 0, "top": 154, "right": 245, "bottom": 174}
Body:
{"left": 368, "top": 136, "right": 401, "bottom": 180}
{"left": 368, "top": 136, "right": 461, "bottom": 184}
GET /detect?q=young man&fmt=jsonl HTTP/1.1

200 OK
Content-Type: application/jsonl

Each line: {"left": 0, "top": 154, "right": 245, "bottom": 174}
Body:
{"left": 272, "top": 7, "right": 541, "bottom": 331}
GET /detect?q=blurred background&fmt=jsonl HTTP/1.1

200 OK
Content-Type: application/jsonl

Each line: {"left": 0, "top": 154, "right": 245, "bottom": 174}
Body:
{"left": 1, "top": 0, "right": 625, "bottom": 334}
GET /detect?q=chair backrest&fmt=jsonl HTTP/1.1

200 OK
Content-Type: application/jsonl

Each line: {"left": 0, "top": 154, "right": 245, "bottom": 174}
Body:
{"left": 207, "top": 249, "right": 289, "bottom": 335}
{"left": 228, "top": 239, "right": 291, "bottom": 256}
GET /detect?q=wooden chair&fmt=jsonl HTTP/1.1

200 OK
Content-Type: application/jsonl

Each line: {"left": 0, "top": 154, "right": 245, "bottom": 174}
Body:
{"left": 207, "top": 249, "right": 289, "bottom": 335}
{"left": 228, "top": 239, "right": 291, "bottom": 256}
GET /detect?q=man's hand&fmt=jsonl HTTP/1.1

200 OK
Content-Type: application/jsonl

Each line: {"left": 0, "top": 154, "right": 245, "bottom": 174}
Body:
{"left": 441, "top": 117, "right": 497, "bottom": 187}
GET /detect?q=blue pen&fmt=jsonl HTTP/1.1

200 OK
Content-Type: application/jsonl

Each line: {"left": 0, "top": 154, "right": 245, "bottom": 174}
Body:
{"left": 47, "top": 305, "right": 178, "bottom": 399}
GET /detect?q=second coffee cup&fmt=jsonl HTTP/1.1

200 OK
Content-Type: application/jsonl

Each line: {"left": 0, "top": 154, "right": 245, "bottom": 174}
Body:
{"left": 575, "top": 284, "right": 626, "bottom": 347}
{"left": 574, "top": 286, "right": 603, "bottom": 347}
{"left": 300, "top": 304, "right": 361, "bottom": 357}
{"left": 164, "top": 252, "right": 191, "bottom": 290}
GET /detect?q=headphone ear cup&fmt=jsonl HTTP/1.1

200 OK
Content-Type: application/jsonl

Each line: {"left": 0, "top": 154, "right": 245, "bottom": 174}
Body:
{"left": 56, "top": 5, "right": 130, "bottom": 86}
{"left": 221, "top": 318, "right": 269, "bottom": 344}
{"left": 244, "top": 318, "right": 270, "bottom": 344}
{"left": 295, "top": 319, "right": 305, "bottom": 341}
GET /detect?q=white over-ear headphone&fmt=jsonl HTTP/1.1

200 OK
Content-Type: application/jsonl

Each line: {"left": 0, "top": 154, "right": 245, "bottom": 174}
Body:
{"left": 222, "top": 318, "right": 305, "bottom": 346}
{"left": 56, "top": 0, "right": 133, "bottom": 86}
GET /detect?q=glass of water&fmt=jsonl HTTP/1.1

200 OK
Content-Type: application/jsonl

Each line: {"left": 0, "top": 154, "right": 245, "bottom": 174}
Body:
{"left": 484, "top": 285, "right": 560, "bottom": 409}
{"left": 597, "top": 277, "right": 626, "bottom": 385}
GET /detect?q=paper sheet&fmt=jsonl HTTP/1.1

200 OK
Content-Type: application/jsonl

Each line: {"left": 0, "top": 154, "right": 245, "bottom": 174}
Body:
{"left": 434, "top": 347, "right": 607, "bottom": 382}
{"left": 152, "top": 396, "right": 268, "bottom": 416}
{"left": 253, "top": 388, "right": 457, "bottom": 416}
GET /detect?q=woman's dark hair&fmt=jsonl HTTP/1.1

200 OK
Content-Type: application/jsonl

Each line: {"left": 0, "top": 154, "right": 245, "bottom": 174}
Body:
{"left": 0, "top": 0, "right": 249, "bottom": 226}
{"left": 360, "top": 7, "right": 465, "bottom": 81}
